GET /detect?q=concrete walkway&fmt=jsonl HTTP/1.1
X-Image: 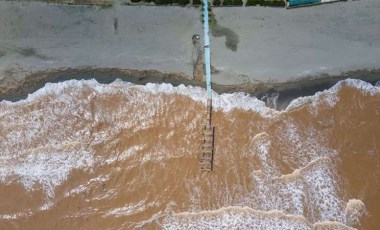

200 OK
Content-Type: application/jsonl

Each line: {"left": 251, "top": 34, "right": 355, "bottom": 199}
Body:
{"left": 0, "top": 0, "right": 379, "bottom": 86}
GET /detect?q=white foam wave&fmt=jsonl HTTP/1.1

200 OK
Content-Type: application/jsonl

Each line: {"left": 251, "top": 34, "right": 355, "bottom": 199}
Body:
{"left": 247, "top": 157, "right": 365, "bottom": 227}
{"left": 1, "top": 78, "right": 377, "bottom": 118}
{"left": 163, "top": 206, "right": 311, "bottom": 230}
{"left": 0, "top": 147, "right": 93, "bottom": 198}
{"left": 0, "top": 211, "right": 33, "bottom": 220}
{"left": 103, "top": 201, "right": 146, "bottom": 218}
{"left": 0, "top": 79, "right": 277, "bottom": 118}
{"left": 344, "top": 199, "right": 367, "bottom": 227}
{"left": 163, "top": 206, "right": 356, "bottom": 230}
{"left": 139, "top": 82, "right": 277, "bottom": 119}
{"left": 251, "top": 132, "right": 281, "bottom": 176}
{"left": 301, "top": 158, "right": 344, "bottom": 223}
{"left": 65, "top": 174, "right": 111, "bottom": 198}
{"left": 280, "top": 121, "right": 337, "bottom": 167}
{"left": 0, "top": 79, "right": 114, "bottom": 106}
{"left": 286, "top": 79, "right": 380, "bottom": 112}
{"left": 104, "top": 145, "right": 145, "bottom": 165}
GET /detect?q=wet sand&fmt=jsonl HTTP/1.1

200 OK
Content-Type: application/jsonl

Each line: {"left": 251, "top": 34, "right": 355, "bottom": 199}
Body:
{"left": 1, "top": 67, "right": 379, "bottom": 110}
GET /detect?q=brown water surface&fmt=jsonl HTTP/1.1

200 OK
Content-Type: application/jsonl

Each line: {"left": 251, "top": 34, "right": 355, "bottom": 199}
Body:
{"left": 0, "top": 79, "right": 379, "bottom": 229}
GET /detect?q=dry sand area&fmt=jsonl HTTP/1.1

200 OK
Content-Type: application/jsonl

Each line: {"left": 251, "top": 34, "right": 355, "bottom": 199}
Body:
{"left": 0, "top": 0, "right": 379, "bottom": 87}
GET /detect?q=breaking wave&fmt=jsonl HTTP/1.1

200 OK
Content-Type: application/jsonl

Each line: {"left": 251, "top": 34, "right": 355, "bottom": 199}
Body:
{"left": 0, "top": 78, "right": 379, "bottom": 229}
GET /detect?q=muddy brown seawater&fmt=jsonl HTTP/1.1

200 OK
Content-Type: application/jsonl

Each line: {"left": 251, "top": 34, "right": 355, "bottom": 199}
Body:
{"left": 0, "top": 79, "right": 379, "bottom": 229}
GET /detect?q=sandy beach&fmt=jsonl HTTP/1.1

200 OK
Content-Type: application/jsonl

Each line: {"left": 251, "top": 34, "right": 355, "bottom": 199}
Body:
{"left": 0, "top": 0, "right": 379, "bottom": 99}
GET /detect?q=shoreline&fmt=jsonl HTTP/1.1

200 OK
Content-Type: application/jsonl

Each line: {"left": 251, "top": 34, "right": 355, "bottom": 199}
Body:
{"left": 1, "top": 67, "right": 379, "bottom": 110}
{"left": 0, "top": 0, "right": 380, "bottom": 108}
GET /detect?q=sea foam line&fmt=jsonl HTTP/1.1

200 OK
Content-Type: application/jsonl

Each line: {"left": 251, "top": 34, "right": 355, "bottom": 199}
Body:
{"left": 163, "top": 206, "right": 356, "bottom": 230}
{"left": 1, "top": 78, "right": 378, "bottom": 117}
{"left": 286, "top": 78, "right": 380, "bottom": 111}
{"left": 138, "top": 82, "right": 277, "bottom": 119}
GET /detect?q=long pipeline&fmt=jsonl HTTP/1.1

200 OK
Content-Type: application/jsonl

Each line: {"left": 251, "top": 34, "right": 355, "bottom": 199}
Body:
{"left": 202, "top": 0, "right": 212, "bottom": 99}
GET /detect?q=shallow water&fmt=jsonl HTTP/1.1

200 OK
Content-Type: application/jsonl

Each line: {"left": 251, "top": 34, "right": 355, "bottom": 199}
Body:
{"left": 0, "top": 79, "right": 379, "bottom": 229}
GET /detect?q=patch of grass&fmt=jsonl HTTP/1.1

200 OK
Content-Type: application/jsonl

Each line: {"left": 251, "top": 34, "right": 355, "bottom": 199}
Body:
{"left": 222, "top": 0, "right": 243, "bottom": 6}
{"left": 154, "top": 0, "right": 189, "bottom": 5}
{"left": 213, "top": 0, "right": 221, "bottom": 6}
{"left": 200, "top": 3, "right": 217, "bottom": 26}
{"left": 99, "top": 3, "right": 113, "bottom": 9}
{"left": 153, "top": 0, "right": 172, "bottom": 5}
{"left": 246, "top": 0, "right": 285, "bottom": 7}
{"left": 177, "top": 0, "right": 190, "bottom": 5}
{"left": 193, "top": 0, "right": 202, "bottom": 5}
